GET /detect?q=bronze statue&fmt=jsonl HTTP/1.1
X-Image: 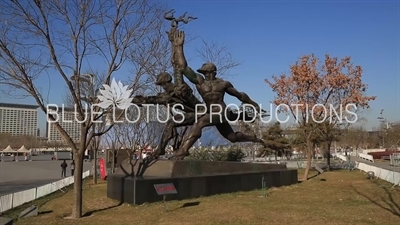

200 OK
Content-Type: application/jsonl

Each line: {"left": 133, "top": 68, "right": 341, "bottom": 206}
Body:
{"left": 147, "top": 72, "right": 255, "bottom": 157}
{"left": 131, "top": 10, "right": 271, "bottom": 160}
{"left": 167, "top": 30, "right": 270, "bottom": 159}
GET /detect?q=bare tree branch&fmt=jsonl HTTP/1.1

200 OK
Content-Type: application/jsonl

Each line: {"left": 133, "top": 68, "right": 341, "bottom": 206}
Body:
{"left": 196, "top": 38, "right": 241, "bottom": 78}
{"left": 0, "top": 0, "right": 167, "bottom": 218}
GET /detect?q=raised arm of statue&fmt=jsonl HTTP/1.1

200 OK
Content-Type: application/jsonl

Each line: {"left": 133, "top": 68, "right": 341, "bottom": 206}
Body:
{"left": 173, "top": 31, "right": 203, "bottom": 85}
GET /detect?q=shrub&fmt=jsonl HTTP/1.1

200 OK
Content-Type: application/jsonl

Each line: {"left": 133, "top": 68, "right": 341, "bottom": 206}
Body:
{"left": 188, "top": 146, "right": 245, "bottom": 162}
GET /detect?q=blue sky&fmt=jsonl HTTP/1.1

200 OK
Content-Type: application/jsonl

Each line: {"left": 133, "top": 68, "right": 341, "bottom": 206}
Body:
{"left": 0, "top": 0, "right": 399, "bottom": 134}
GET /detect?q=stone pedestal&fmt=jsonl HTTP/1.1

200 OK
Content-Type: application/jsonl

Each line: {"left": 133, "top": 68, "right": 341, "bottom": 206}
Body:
{"left": 108, "top": 159, "right": 298, "bottom": 205}
{"left": 115, "top": 159, "right": 287, "bottom": 177}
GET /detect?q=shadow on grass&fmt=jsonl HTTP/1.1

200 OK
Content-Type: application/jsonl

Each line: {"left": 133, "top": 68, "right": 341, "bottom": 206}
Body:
{"left": 298, "top": 169, "right": 321, "bottom": 183}
{"left": 82, "top": 178, "right": 125, "bottom": 217}
{"left": 170, "top": 201, "right": 200, "bottom": 212}
{"left": 329, "top": 167, "right": 345, "bottom": 171}
{"left": 309, "top": 172, "right": 320, "bottom": 179}
{"left": 352, "top": 181, "right": 400, "bottom": 217}
{"left": 38, "top": 210, "right": 53, "bottom": 215}
{"left": 83, "top": 202, "right": 124, "bottom": 217}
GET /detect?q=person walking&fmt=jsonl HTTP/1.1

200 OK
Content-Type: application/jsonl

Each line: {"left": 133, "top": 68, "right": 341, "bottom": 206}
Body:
{"left": 70, "top": 160, "right": 75, "bottom": 176}
{"left": 61, "top": 160, "right": 67, "bottom": 177}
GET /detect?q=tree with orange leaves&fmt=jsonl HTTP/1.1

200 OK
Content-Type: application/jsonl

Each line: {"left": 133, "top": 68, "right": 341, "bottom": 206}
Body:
{"left": 266, "top": 54, "right": 376, "bottom": 180}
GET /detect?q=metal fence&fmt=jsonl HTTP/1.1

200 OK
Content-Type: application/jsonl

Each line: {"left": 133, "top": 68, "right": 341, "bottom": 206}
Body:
{"left": 0, "top": 170, "right": 91, "bottom": 213}
{"left": 356, "top": 162, "right": 400, "bottom": 187}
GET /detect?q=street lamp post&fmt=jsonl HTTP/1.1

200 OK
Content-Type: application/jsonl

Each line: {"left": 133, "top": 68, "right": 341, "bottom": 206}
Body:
{"left": 251, "top": 122, "right": 260, "bottom": 163}
{"left": 377, "top": 109, "right": 390, "bottom": 149}
{"left": 70, "top": 73, "right": 98, "bottom": 184}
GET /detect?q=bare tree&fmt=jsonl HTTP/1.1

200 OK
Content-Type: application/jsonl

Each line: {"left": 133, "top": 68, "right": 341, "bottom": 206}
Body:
{"left": 0, "top": 133, "right": 39, "bottom": 149}
{"left": 381, "top": 122, "right": 400, "bottom": 149}
{"left": 104, "top": 127, "right": 122, "bottom": 173}
{"left": 0, "top": 0, "right": 167, "bottom": 218}
{"left": 62, "top": 72, "right": 114, "bottom": 184}
{"left": 338, "top": 125, "right": 368, "bottom": 149}
{"left": 104, "top": 106, "right": 164, "bottom": 173}
{"left": 46, "top": 140, "right": 69, "bottom": 149}
{"left": 234, "top": 104, "right": 262, "bottom": 159}
{"left": 196, "top": 39, "right": 241, "bottom": 78}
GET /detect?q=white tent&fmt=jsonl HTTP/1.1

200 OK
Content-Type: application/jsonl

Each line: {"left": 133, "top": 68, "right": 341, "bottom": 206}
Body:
{"left": 17, "top": 145, "right": 30, "bottom": 153}
{"left": 2, "top": 145, "right": 17, "bottom": 153}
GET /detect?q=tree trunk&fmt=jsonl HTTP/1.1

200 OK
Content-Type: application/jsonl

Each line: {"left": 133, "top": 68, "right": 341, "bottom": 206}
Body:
{"left": 111, "top": 148, "right": 115, "bottom": 173}
{"left": 326, "top": 142, "right": 332, "bottom": 171}
{"left": 302, "top": 139, "right": 313, "bottom": 181}
{"left": 312, "top": 147, "right": 316, "bottom": 159}
{"left": 93, "top": 146, "right": 97, "bottom": 184}
{"left": 72, "top": 151, "right": 84, "bottom": 218}
{"left": 71, "top": 128, "right": 88, "bottom": 219}
{"left": 91, "top": 142, "right": 97, "bottom": 184}
{"left": 92, "top": 128, "right": 98, "bottom": 184}
{"left": 105, "top": 149, "right": 109, "bottom": 168}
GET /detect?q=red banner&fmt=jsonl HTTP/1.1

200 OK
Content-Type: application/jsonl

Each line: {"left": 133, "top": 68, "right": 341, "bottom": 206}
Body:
{"left": 99, "top": 158, "right": 107, "bottom": 180}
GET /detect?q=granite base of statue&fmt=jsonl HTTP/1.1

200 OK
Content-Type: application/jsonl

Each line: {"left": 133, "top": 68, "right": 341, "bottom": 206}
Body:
{"left": 107, "top": 158, "right": 297, "bottom": 205}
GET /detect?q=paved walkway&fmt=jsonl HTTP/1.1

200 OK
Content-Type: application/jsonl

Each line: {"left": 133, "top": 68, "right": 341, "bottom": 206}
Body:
{"left": 0, "top": 159, "right": 92, "bottom": 195}
{"left": 350, "top": 156, "right": 400, "bottom": 172}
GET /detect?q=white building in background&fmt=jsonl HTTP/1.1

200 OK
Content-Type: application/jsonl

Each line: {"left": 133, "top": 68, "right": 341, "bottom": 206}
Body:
{"left": 0, "top": 102, "right": 39, "bottom": 136}
{"left": 46, "top": 106, "right": 81, "bottom": 142}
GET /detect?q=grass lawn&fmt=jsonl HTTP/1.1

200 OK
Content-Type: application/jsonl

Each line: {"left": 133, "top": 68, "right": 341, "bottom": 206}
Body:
{"left": 3, "top": 169, "right": 400, "bottom": 225}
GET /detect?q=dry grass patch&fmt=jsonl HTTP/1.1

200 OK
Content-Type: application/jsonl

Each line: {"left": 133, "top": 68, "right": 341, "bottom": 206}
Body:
{"left": 6, "top": 170, "right": 400, "bottom": 225}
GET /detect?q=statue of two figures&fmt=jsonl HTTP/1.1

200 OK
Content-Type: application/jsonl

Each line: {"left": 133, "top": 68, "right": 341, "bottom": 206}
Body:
{"left": 139, "top": 10, "right": 273, "bottom": 160}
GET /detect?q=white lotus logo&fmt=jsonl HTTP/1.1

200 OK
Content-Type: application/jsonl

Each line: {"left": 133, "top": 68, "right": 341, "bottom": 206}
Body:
{"left": 97, "top": 78, "right": 133, "bottom": 110}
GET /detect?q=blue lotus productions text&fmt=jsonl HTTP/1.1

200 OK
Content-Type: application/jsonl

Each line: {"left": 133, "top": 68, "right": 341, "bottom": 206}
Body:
{"left": 46, "top": 103, "right": 358, "bottom": 124}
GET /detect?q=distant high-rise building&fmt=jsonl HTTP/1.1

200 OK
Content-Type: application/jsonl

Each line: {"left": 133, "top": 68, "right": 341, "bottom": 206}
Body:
{"left": 37, "top": 128, "right": 40, "bottom": 137}
{"left": 46, "top": 106, "right": 81, "bottom": 142}
{"left": 0, "top": 102, "right": 39, "bottom": 136}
